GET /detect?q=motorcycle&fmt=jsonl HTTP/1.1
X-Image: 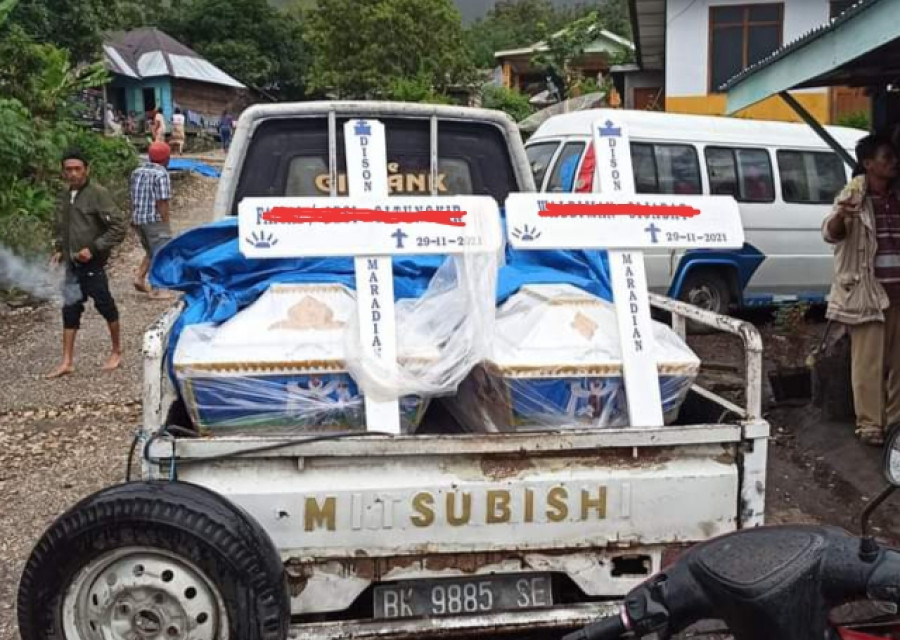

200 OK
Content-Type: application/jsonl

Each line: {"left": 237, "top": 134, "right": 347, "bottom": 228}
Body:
{"left": 563, "top": 426, "right": 900, "bottom": 640}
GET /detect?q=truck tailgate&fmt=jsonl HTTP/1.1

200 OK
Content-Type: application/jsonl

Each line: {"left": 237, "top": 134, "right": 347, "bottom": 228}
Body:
{"left": 173, "top": 438, "right": 738, "bottom": 557}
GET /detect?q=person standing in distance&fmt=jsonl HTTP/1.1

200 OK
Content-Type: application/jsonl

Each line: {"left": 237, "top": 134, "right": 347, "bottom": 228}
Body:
{"left": 48, "top": 149, "right": 127, "bottom": 378}
{"left": 823, "top": 134, "right": 900, "bottom": 445}
{"left": 131, "top": 141, "right": 174, "bottom": 299}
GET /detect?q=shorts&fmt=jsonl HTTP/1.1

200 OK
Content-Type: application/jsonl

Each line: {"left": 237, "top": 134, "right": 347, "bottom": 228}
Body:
{"left": 137, "top": 220, "right": 173, "bottom": 257}
{"left": 62, "top": 261, "right": 118, "bottom": 330}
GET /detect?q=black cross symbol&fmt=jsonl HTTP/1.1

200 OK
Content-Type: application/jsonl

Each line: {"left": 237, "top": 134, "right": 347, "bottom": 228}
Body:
{"left": 391, "top": 228, "right": 409, "bottom": 249}
{"left": 645, "top": 223, "right": 661, "bottom": 244}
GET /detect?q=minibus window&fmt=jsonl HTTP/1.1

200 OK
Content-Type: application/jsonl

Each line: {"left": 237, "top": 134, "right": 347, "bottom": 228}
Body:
{"left": 631, "top": 143, "right": 701, "bottom": 195}
{"left": 705, "top": 146, "right": 775, "bottom": 202}
{"left": 526, "top": 142, "right": 560, "bottom": 190}
{"left": 546, "top": 142, "right": 586, "bottom": 192}
{"left": 631, "top": 143, "right": 658, "bottom": 193}
{"left": 655, "top": 145, "right": 702, "bottom": 195}
{"left": 736, "top": 149, "right": 775, "bottom": 202}
{"left": 706, "top": 148, "right": 739, "bottom": 197}
{"left": 777, "top": 150, "right": 846, "bottom": 204}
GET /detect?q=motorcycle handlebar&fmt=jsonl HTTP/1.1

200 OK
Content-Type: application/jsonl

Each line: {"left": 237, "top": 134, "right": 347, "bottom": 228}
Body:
{"left": 566, "top": 526, "right": 900, "bottom": 640}
{"left": 562, "top": 611, "right": 627, "bottom": 640}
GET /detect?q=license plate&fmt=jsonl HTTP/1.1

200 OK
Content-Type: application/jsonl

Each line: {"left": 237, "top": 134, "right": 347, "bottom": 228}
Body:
{"left": 373, "top": 573, "right": 553, "bottom": 620}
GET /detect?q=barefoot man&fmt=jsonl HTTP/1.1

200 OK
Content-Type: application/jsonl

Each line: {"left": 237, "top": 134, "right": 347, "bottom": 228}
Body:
{"left": 48, "top": 149, "right": 127, "bottom": 378}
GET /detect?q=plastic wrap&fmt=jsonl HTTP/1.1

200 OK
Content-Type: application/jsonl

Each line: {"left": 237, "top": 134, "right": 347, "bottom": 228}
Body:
{"left": 344, "top": 251, "right": 497, "bottom": 401}
{"left": 447, "top": 284, "right": 700, "bottom": 432}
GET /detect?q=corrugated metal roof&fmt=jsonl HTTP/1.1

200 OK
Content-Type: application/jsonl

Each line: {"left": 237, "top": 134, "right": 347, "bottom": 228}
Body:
{"left": 721, "top": 0, "right": 881, "bottom": 91}
{"left": 137, "top": 51, "right": 169, "bottom": 78}
{"left": 103, "top": 28, "right": 246, "bottom": 89}
{"left": 103, "top": 44, "right": 138, "bottom": 79}
{"left": 724, "top": 0, "right": 900, "bottom": 114}
{"left": 169, "top": 54, "right": 245, "bottom": 89}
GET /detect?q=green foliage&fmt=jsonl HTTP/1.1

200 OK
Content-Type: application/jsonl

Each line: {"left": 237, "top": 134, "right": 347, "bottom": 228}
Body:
{"left": 68, "top": 130, "right": 139, "bottom": 200}
{"left": 463, "top": 0, "right": 631, "bottom": 69}
{"left": 304, "top": 0, "right": 474, "bottom": 99}
{"left": 0, "top": 1, "right": 137, "bottom": 256}
{"left": 387, "top": 74, "right": 453, "bottom": 104}
{"left": 531, "top": 11, "right": 599, "bottom": 99}
{"left": 529, "top": 8, "right": 634, "bottom": 100}
{"left": 481, "top": 85, "right": 533, "bottom": 122}
{"left": 160, "top": 0, "right": 307, "bottom": 99}
{"left": 836, "top": 110, "right": 871, "bottom": 132}
{"left": 9, "top": 0, "right": 126, "bottom": 62}
{"left": 596, "top": 0, "right": 632, "bottom": 40}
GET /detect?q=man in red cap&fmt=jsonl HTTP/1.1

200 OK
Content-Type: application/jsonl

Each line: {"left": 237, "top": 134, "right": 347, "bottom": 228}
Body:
{"left": 131, "top": 141, "right": 174, "bottom": 298}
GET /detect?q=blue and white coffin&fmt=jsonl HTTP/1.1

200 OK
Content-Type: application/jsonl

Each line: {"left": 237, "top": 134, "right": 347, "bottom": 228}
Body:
{"left": 173, "top": 283, "right": 436, "bottom": 433}
{"left": 455, "top": 284, "right": 700, "bottom": 431}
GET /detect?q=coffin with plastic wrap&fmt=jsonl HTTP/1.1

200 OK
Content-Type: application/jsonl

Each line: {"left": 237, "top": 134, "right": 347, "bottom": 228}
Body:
{"left": 452, "top": 284, "right": 700, "bottom": 431}
{"left": 174, "top": 283, "right": 434, "bottom": 433}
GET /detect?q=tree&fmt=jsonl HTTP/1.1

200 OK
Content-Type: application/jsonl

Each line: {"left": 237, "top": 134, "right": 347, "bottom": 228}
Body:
{"left": 464, "top": 0, "right": 562, "bottom": 69}
{"left": 9, "top": 0, "right": 125, "bottom": 62}
{"left": 531, "top": 11, "right": 600, "bottom": 100}
{"left": 530, "top": 8, "right": 634, "bottom": 100}
{"left": 463, "top": 0, "right": 631, "bottom": 70}
{"left": 304, "top": 0, "right": 474, "bottom": 99}
{"left": 160, "top": 0, "right": 307, "bottom": 99}
{"left": 481, "top": 85, "right": 533, "bottom": 122}
{"left": 597, "top": 0, "right": 632, "bottom": 40}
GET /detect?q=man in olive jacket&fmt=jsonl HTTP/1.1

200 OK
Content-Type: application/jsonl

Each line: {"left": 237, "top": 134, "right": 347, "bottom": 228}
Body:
{"left": 48, "top": 149, "right": 128, "bottom": 378}
{"left": 822, "top": 134, "right": 900, "bottom": 445}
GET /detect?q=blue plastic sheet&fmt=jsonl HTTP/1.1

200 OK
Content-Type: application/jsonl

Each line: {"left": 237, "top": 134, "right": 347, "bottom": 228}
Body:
{"left": 167, "top": 158, "right": 221, "bottom": 178}
{"left": 150, "top": 216, "right": 612, "bottom": 383}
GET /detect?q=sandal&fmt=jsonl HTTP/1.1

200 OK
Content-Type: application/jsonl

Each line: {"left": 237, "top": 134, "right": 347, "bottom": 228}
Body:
{"left": 855, "top": 426, "right": 885, "bottom": 447}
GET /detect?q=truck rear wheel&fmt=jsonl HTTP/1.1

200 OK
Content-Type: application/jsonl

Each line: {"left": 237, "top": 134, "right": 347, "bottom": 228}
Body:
{"left": 18, "top": 481, "right": 289, "bottom": 640}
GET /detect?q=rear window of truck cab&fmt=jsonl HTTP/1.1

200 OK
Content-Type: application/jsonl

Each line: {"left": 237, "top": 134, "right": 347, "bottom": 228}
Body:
{"left": 232, "top": 117, "right": 518, "bottom": 213}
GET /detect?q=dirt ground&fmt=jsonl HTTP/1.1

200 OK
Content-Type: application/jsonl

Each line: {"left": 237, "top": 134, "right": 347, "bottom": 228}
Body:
{"left": 1, "top": 175, "right": 898, "bottom": 639}
{"left": 0, "top": 173, "right": 216, "bottom": 640}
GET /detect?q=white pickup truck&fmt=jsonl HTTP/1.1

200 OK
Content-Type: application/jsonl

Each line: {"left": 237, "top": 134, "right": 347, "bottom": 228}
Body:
{"left": 17, "top": 102, "right": 769, "bottom": 640}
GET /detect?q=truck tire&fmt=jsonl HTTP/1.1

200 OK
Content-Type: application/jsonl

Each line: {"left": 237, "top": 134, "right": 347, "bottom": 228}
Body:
{"left": 679, "top": 269, "right": 733, "bottom": 334}
{"left": 18, "top": 481, "right": 289, "bottom": 640}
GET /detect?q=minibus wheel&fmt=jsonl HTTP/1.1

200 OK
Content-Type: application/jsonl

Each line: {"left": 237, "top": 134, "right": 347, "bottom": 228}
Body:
{"left": 18, "top": 481, "right": 289, "bottom": 640}
{"left": 680, "top": 269, "right": 733, "bottom": 333}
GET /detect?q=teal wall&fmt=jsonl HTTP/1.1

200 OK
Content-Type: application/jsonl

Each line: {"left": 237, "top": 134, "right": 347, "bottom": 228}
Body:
{"left": 109, "top": 75, "right": 173, "bottom": 120}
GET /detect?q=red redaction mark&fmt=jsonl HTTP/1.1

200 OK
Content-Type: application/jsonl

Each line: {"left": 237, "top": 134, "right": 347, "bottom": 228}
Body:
{"left": 539, "top": 202, "right": 700, "bottom": 218}
{"left": 262, "top": 206, "right": 467, "bottom": 227}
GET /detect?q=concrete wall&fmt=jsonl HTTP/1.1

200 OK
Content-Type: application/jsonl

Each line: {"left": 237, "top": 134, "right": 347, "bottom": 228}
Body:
{"left": 664, "top": 0, "right": 830, "bottom": 122}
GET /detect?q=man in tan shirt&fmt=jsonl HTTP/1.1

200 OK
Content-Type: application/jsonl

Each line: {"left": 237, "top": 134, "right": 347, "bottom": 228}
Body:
{"left": 822, "top": 134, "right": 900, "bottom": 445}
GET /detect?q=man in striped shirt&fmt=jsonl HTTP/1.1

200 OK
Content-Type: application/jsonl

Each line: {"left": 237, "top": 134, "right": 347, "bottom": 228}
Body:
{"left": 131, "top": 141, "right": 173, "bottom": 298}
{"left": 823, "top": 134, "right": 900, "bottom": 445}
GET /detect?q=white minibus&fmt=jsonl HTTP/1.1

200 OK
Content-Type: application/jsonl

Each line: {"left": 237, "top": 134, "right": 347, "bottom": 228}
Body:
{"left": 525, "top": 109, "right": 866, "bottom": 312}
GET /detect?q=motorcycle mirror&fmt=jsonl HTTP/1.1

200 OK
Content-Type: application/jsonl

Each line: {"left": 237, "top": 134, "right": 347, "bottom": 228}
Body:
{"left": 883, "top": 424, "right": 900, "bottom": 486}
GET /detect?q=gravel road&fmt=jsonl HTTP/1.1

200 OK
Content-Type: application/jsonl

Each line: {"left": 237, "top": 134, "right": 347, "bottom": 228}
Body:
{"left": 0, "top": 174, "right": 217, "bottom": 640}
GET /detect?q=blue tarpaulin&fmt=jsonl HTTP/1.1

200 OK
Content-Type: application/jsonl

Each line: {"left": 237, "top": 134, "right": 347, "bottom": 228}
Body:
{"left": 167, "top": 159, "right": 221, "bottom": 178}
{"left": 150, "top": 217, "right": 611, "bottom": 378}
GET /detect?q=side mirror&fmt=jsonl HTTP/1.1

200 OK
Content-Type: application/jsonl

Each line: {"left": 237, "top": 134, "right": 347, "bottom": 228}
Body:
{"left": 883, "top": 424, "right": 900, "bottom": 486}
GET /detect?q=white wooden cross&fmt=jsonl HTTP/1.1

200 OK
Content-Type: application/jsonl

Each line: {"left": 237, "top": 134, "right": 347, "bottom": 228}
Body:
{"left": 239, "top": 119, "right": 502, "bottom": 434}
{"left": 506, "top": 116, "right": 744, "bottom": 427}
